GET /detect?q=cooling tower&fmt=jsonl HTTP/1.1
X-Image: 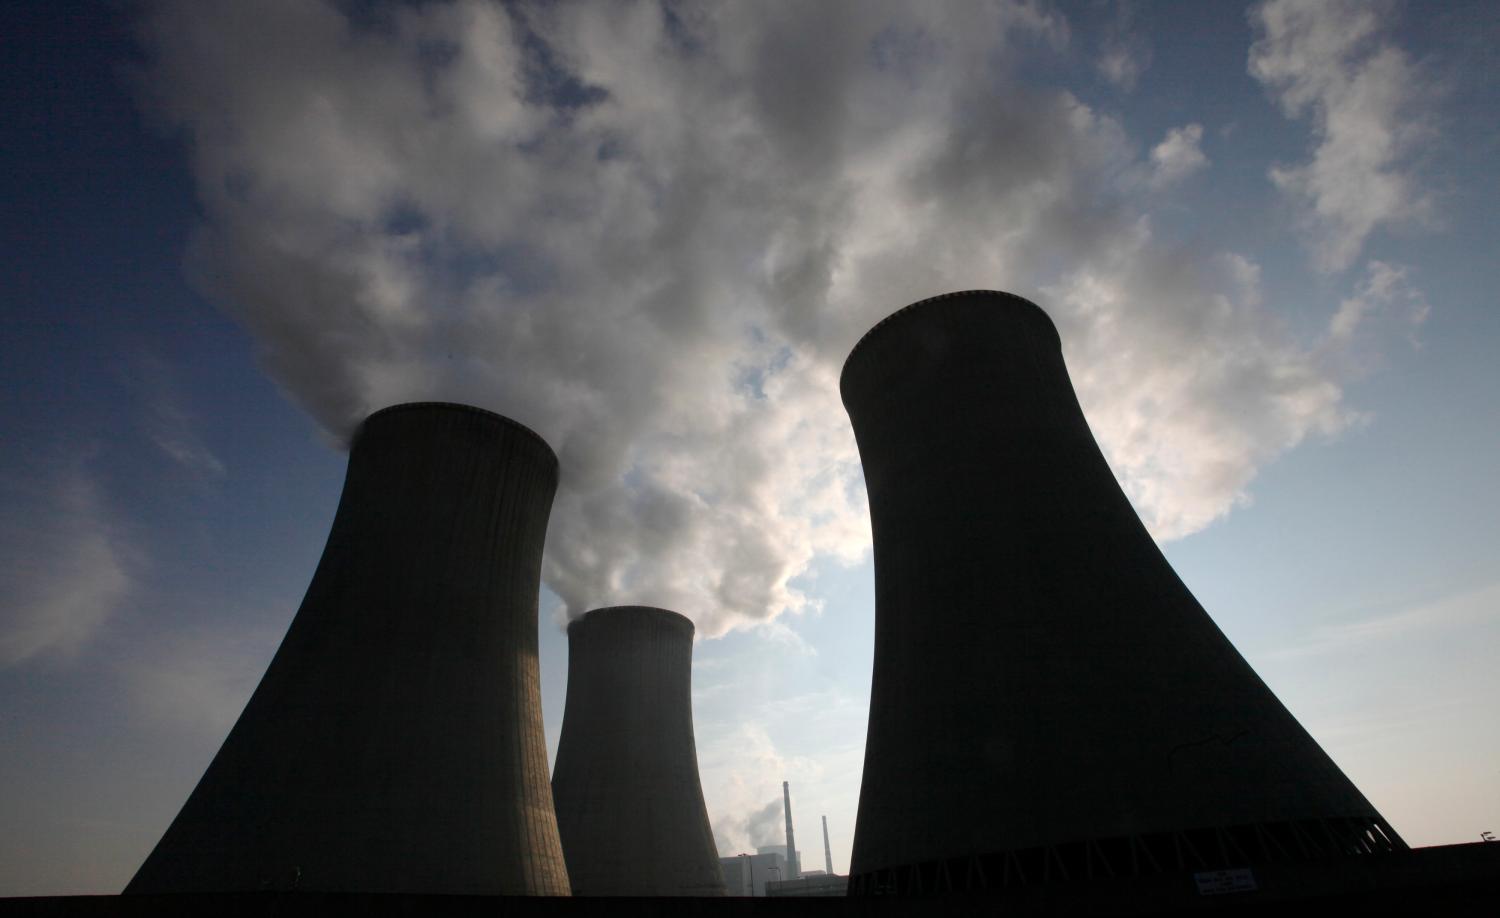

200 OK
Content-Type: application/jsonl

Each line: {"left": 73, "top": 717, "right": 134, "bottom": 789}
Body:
{"left": 842, "top": 292, "right": 1403, "bottom": 895}
{"left": 127, "top": 403, "right": 570, "bottom": 895}
{"left": 550, "top": 606, "right": 726, "bottom": 896}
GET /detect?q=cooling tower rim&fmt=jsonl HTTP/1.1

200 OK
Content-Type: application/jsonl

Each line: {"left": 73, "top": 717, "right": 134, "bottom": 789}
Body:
{"left": 355, "top": 402, "right": 556, "bottom": 464}
{"left": 569, "top": 605, "right": 696, "bottom": 637}
{"left": 839, "top": 289, "right": 1061, "bottom": 390}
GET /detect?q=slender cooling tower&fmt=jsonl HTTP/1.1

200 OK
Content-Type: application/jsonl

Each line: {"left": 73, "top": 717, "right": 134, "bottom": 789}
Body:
{"left": 550, "top": 606, "right": 725, "bottom": 896}
{"left": 127, "top": 403, "right": 570, "bottom": 895}
{"left": 842, "top": 292, "right": 1403, "bottom": 895}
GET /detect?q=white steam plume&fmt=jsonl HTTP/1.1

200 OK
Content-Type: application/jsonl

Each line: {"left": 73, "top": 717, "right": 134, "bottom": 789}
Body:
{"left": 1249, "top": 0, "right": 1433, "bottom": 273}
{"left": 138, "top": 0, "right": 1375, "bottom": 633}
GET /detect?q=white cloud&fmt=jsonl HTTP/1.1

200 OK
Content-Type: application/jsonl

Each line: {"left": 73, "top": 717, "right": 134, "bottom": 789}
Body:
{"left": 130, "top": 353, "right": 226, "bottom": 479}
{"left": 1097, "top": 3, "right": 1152, "bottom": 91}
{"left": 1328, "top": 259, "right": 1430, "bottom": 344}
{"left": 1268, "top": 580, "right": 1500, "bottom": 662}
{"left": 698, "top": 722, "right": 794, "bottom": 854}
{"left": 121, "top": 620, "right": 278, "bottom": 735}
{"left": 1046, "top": 235, "right": 1348, "bottom": 539}
{"left": 1148, "top": 123, "right": 1208, "bottom": 190}
{"left": 696, "top": 715, "right": 848, "bottom": 857}
{"left": 0, "top": 474, "right": 131, "bottom": 666}
{"left": 134, "top": 0, "right": 1386, "bottom": 633}
{"left": 1249, "top": 0, "right": 1433, "bottom": 272}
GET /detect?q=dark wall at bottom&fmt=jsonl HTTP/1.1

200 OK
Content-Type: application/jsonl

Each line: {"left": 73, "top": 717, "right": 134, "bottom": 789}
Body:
{"left": 15, "top": 844, "right": 1499, "bottom": 917}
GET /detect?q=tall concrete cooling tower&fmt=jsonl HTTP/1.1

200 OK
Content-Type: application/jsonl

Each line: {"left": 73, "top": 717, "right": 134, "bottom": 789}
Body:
{"left": 127, "top": 402, "right": 571, "bottom": 895}
{"left": 841, "top": 292, "right": 1403, "bottom": 896}
{"left": 550, "top": 606, "right": 726, "bottom": 896}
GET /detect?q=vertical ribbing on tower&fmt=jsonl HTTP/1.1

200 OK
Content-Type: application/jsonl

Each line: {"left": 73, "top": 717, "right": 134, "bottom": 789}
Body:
{"left": 841, "top": 292, "right": 1403, "bottom": 894}
{"left": 126, "top": 402, "right": 571, "bottom": 895}
{"left": 551, "top": 606, "right": 726, "bottom": 896}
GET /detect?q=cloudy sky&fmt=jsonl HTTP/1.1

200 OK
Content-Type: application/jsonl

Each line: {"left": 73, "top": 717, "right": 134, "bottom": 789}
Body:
{"left": 3, "top": 0, "right": 1498, "bottom": 895}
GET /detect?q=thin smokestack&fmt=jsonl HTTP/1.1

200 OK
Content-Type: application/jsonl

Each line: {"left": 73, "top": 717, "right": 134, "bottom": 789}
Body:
{"left": 783, "top": 781, "right": 799, "bottom": 880}
{"left": 126, "top": 403, "right": 570, "bottom": 894}
{"left": 823, "top": 815, "right": 834, "bottom": 876}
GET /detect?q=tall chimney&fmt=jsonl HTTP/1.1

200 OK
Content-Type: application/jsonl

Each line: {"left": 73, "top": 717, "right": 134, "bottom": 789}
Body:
{"left": 841, "top": 292, "right": 1404, "bottom": 895}
{"left": 783, "top": 781, "right": 799, "bottom": 880}
{"left": 551, "top": 606, "right": 725, "bottom": 896}
{"left": 822, "top": 815, "right": 834, "bottom": 876}
{"left": 126, "top": 403, "right": 570, "bottom": 894}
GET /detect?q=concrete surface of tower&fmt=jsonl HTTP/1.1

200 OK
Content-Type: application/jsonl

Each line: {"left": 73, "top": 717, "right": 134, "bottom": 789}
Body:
{"left": 551, "top": 606, "right": 726, "bottom": 896}
{"left": 841, "top": 291, "right": 1403, "bottom": 895}
{"left": 126, "top": 403, "right": 570, "bottom": 895}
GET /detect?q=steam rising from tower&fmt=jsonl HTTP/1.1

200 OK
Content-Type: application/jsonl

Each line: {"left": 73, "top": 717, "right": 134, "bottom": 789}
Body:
{"left": 841, "top": 292, "right": 1403, "bottom": 895}
{"left": 551, "top": 606, "right": 725, "bottom": 896}
{"left": 126, "top": 403, "right": 570, "bottom": 895}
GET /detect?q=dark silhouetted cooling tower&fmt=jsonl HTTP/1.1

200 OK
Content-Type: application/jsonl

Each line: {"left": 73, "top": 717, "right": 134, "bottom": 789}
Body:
{"left": 842, "top": 292, "right": 1403, "bottom": 895}
{"left": 550, "top": 606, "right": 726, "bottom": 896}
{"left": 127, "top": 403, "right": 570, "bottom": 895}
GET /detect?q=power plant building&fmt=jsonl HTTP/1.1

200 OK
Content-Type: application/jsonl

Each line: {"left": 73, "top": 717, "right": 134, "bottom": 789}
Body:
{"left": 840, "top": 292, "right": 1404, "bottom": 895}
{"left": 718, "top": 851, "right": 790, "bottom": 897}
{"left": 755, "top": 844, "right": 801, "bottom": 867}
{"left": 550, "top": 606, "right": 726, "bottom": 896}
{"left": 765, "top": 873, "right": 849, "bottom": 897}
{"left": 126, "top": 403, "right": 571, "bottom": 895}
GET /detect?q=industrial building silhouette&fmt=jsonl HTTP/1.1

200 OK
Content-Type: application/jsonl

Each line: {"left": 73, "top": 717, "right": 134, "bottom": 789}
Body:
{"left": 126, "top": 403, "right": 570, "bottom": 895}
{"left": 841, "top": 291, "right": 1403, "bottom": 895}
{"left": 551, "top": 606, "right": 725, "bottom": 896}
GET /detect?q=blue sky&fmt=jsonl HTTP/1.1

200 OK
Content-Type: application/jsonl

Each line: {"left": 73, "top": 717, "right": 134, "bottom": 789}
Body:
{"left": 2, "top": 0, "right": 1498, "bottom": 895}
